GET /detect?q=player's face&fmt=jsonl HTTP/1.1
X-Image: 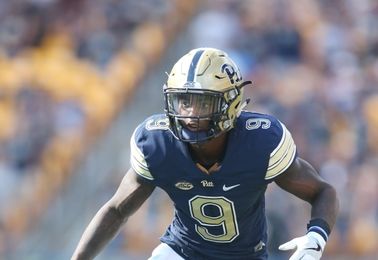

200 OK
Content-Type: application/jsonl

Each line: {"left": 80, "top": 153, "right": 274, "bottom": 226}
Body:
{"left": 170, "top": 93, "right": 219, "bottom": 132}
{"left": 178, "top": 94, "right": 213, "bottom": 131}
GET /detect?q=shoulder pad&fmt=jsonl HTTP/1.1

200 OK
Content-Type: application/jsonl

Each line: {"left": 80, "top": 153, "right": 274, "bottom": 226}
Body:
{"left": 237, "top": 112, "right": 297, "bottom": 180}
{"left": 130, "top": 114, "right": 170, "bottom": 181}
{"left": 265, "top": 118, "right": 296, "bottom": 180}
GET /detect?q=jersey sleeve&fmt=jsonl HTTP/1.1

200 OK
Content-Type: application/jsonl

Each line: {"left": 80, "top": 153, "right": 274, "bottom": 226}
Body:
{"left": 265, "top": 121, "right": 297, "bottom": 180}
{"left": 130, "top": 124, "right": 154, "bottom": 181}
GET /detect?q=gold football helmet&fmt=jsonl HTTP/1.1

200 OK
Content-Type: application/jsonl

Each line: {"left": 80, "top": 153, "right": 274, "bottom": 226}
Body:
{"left": 164, "top": 47, "right": 251, "bottom": 143}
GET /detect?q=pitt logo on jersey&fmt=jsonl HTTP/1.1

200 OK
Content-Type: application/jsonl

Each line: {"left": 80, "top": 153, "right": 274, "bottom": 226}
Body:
{"left": 201, "top": 180, "right": 214, "bottom": 187}
{"left": 175, "top": 181, "right": 194, "bottom": 190}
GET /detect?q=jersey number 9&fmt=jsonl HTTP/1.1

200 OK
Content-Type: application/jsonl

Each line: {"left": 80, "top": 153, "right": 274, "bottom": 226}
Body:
{"left": 189, "top": 195, "right": 239, "bottom": 243}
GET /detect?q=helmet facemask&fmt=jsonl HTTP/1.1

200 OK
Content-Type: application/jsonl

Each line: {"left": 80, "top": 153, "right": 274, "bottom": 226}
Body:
{"left": 164, "top": 83, "right": 248, "bottom": 143}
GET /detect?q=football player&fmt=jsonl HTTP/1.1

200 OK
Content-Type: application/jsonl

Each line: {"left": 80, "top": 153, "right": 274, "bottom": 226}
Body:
{"left": 71, "top": 48, "right": 338, "bottom": 260}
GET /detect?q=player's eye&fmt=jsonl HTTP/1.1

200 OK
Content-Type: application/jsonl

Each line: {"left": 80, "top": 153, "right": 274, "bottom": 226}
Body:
{"left": 181, "top": 99, "right": 191, "bottom": 109}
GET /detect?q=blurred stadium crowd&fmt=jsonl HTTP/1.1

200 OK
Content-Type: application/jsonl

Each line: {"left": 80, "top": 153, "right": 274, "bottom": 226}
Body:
{"left": 0, "top": 0, "right": 377, "bottom": 259}
{"left": 0, "top": 0, "right": 196, "bottom": 256}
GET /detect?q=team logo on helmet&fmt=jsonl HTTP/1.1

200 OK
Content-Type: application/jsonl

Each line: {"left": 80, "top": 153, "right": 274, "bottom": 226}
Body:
{"left": 221, "top": 63, "right": 242, "bottom": 84}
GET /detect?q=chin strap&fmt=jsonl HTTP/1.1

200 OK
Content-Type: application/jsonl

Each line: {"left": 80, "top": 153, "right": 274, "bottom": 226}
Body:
{"left": 236, "top": 80, "right": 252, "bottom": 117}
{"left": 237, "top": 98, "right": 251, "bottom": 117}
{"left": 181, "top": 127, "right": 212, "bottom": 143}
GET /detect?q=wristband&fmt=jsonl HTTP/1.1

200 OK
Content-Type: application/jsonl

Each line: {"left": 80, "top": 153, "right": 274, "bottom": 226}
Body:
{"left": 307, "top": 218, "right": 331, "bottom": 242}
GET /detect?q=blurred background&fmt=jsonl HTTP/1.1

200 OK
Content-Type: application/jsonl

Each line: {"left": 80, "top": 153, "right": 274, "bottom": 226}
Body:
{"left": 0, "top": 0, "right": 377, "bottom": 259}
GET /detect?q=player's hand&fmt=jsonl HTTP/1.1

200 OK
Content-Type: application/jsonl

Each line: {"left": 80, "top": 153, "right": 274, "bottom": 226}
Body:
{"left": 278, "top": 231, "right": 326, "bottom": 260}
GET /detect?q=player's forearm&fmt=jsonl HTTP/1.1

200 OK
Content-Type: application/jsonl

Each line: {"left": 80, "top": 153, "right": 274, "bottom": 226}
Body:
{"left": 310, "top": 183, "right": 339, "bottom": 229}
{"left": 71, "top": 203, "right": 127, "bottom": 260}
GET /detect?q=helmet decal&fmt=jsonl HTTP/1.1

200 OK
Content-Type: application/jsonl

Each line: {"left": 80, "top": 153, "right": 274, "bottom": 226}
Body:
{"left": 187, "top": 49, "right": 205, "bottom": 82}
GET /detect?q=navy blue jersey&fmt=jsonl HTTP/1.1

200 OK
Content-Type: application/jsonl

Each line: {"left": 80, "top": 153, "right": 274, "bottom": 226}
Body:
{"left": 130, "top": 111, "right": 297, "bottom": 260}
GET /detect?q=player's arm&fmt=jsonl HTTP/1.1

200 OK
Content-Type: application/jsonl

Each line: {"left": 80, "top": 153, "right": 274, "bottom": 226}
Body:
{"left": 275, "top": 157, "right": 338, "bottom": 228}
{"left": 71, "top": 168, "right": 155, "bottom": 260}
{"left": 274, "top": 157, "right": 339, "bottom": 260}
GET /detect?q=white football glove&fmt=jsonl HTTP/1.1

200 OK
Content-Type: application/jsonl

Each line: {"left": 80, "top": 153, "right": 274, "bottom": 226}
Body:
{"left": 278, "top": 231, "right": 326, "bottom": 260}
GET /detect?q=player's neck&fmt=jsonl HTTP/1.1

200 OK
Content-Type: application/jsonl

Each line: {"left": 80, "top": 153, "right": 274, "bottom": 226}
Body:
{"left": 188, "top": 132, "right": 228, "bottom": 167}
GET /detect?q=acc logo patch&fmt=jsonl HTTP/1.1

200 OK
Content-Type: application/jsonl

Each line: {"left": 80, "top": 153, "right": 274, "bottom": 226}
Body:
{"left": 175, "top": 181, "right": 194, "bottom": 190}
{"left": 145, "top": 118, "right": 169, "bottom": 131}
